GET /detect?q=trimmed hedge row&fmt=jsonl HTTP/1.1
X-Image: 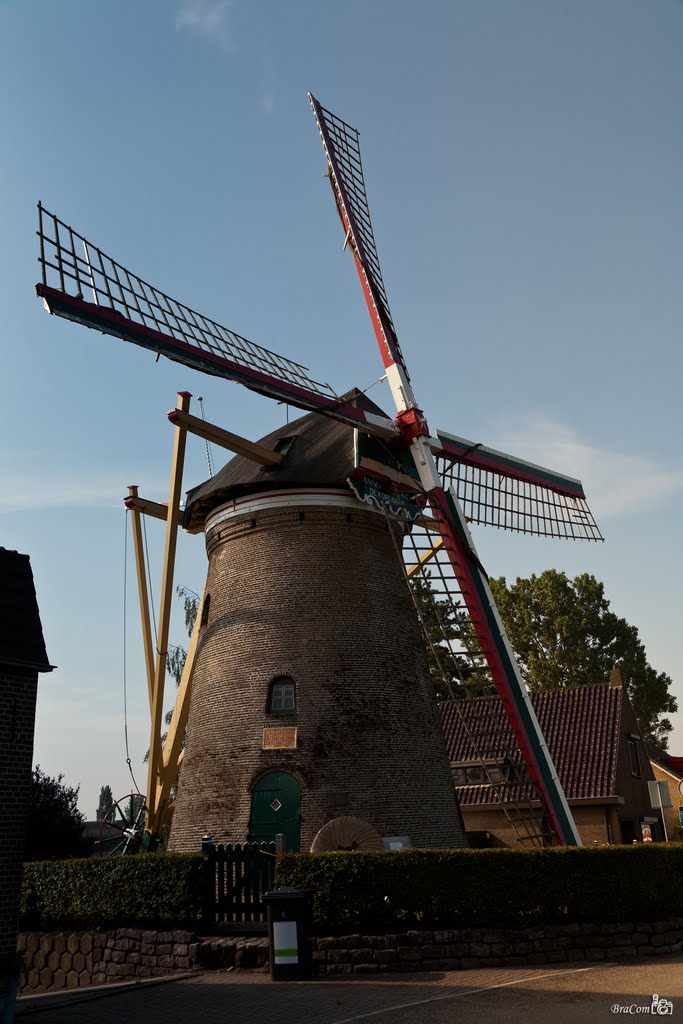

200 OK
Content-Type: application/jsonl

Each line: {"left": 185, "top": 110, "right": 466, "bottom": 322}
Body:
{"left": 275, "top": 845, "right": 683, "bottom": 931}
{"left": 21, "top": 853, "right": 204, "bottom": 929}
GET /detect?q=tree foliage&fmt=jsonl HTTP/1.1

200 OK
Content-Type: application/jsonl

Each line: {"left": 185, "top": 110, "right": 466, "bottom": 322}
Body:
{"left": 410, "top": 574, "right": 491, "bottom": 699}
{"left": 25, "top": 766, "right": 89, "bottom": 861}
{"left": 489, "top": 570, "right": 677, "bottom": 747}
{"left": 96, "top": 784, "right": 113, "bottom": 821}
{"left": 166, "top": 585, "right": 200, "bottom": 691}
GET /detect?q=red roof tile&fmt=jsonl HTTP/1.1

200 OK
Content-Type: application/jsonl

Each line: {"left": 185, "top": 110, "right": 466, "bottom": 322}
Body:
{"left": 438, "top": 684, "right": 622, "bottom": 804}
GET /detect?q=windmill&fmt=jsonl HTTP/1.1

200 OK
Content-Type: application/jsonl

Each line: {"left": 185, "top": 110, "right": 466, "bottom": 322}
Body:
{"left": 35, "top": 93, "right": 602, "bottom": 851}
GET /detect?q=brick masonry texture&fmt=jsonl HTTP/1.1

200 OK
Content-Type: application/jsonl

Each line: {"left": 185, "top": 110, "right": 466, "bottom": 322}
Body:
{"left": 20, "top": 918, "right": 683, "bottom": 989}
{"left": 169, "top": 501, "right": 467, "bottom": 852}
{"left": 0, "top": 668, "right": 38, "bottom": 961}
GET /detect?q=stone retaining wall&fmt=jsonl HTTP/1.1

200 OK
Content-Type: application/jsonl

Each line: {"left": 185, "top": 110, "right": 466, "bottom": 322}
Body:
{"left": 17, "top": 929, "right": 200, "bottom": 993}
{"left": 18, "top": 917, "right": 683, "bottom": 990}
{"left": 312, "top": 919, "right": 683, "bottom": 975}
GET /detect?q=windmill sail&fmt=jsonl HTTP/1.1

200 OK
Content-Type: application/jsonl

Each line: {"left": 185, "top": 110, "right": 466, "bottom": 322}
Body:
{"left": 35, "top": 204, "right": 397, "bottom": 440}
{"left": 436, "top": 443, "right": 603, "bottom": 541}
{"left": 311, "top": 95, "right": 587, "bottom": 847}
{"left": 309, "top": 93, "right": 410, "bottom": 379}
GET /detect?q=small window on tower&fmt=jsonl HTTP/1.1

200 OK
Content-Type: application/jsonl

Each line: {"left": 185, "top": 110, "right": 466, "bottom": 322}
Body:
{"left": 268, "top": 677, "right": 296, "bottom": 714}
{"left": 200, "top": 594, "right": 211, "bottom": 627}
{"left": 274, "top": 436, "right": 296, "bottom": 457}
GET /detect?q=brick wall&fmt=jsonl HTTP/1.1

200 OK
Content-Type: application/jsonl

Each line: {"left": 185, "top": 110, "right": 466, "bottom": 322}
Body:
{"left": 462, "top": 804, "right": 623, "bottom": 848}
{"left": 169, "top": 501, "right": 466, "bottom": 852}
{"left": 0, "top": 668, "right": 38, "bottom": 961}
{"left": 651, "top": 763, "right": 682, "bottom": 839}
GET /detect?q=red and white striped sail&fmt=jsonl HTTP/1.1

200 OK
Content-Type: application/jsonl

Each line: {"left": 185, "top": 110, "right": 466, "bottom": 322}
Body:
{"left": 308, "top": 92, "right": 597, "bottom": 847}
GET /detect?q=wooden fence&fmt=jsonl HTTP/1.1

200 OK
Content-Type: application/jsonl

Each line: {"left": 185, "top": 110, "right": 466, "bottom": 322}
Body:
{"left": 202, "top": 841, "right": 276, "bottom": 927}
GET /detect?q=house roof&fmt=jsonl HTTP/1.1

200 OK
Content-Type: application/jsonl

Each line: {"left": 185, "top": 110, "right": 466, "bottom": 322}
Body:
{"left": 184, "top": 388, "right": 390, "bottom": 531}
{"left": 645, "top": 740, "right": 683, "bottom": 780}
{"left": 438, "top": 684, "right": 623, "bottom": 804}
{"left": 0, "top": 548, "right": 53, "bottom": 673}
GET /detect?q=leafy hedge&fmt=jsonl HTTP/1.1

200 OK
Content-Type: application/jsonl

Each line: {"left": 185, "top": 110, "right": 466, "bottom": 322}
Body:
{"left": 275, "top": 845, "right": 683, "bottom": 931}
{"left": 21, "top": 853, "right": 204, "bottom": 929}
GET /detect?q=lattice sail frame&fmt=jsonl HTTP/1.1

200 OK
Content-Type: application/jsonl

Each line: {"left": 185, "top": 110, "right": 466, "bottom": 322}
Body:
{"left": 36, "top": 205, "right": 334, "bottom": 398}
{"left": 439, "top": 456, "right": 603, "bottom": 541}
{"left": 384, "top": 507, "right": 554, "bottom": 847}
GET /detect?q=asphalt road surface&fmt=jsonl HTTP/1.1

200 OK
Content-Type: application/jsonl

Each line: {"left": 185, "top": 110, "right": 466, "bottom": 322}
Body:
{"left": 17, "top": 954, "right": 683, "bottom": 1024}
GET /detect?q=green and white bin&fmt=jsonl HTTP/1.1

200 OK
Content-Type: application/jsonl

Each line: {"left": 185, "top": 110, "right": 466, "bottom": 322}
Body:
{"left": 263, "top": 887, "right": 314, "bottom": 981}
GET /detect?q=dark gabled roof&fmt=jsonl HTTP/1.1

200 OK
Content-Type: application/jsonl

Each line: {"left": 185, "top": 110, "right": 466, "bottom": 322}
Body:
{"left": 184, "top": 388, "right": 390, "bottom": 531}
{"left": 645, "top": 740, "right": 683, "bottom": 780}
{"left": 439, "top": 684, "right": 623, "bottom": 804}
{"left": 0, "top": 548, "right": 53, "bottom": 673}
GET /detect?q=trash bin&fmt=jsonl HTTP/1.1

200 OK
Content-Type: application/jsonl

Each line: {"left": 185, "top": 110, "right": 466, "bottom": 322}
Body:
{"left": 263, "top": 887, "right": 314, "bottom": 981}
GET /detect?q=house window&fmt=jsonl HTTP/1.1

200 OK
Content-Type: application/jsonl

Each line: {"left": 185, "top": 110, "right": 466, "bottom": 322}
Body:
{"left": 628, "top": 737, "right": 641, "bottom": 777}
{"left": 274, "top": 436, "right": 296, "bottom": 456}
{"left": 451, "top": 761, "right": 512, "bottom": 787}
{"left": 268, "top": 677, "right": 296, "bottom": 714}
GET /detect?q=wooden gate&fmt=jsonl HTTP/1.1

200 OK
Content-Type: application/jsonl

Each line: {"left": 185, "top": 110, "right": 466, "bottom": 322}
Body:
{"left": 202, "top": 841, "right": 276, "bottom": 927}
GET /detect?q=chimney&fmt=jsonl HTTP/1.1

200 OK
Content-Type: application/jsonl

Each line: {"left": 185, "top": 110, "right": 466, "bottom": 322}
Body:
{"left": 609, "top": 666, "right": 623, "bottom": 689}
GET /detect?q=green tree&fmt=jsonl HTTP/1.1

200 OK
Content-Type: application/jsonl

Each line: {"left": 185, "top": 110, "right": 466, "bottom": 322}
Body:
{"left": 25, "top": 766, "right": 89, "bottom": 861}
{"left": 410, "top": 574, "right": 492, "bottom": 699}
{"left": 125, "top": 792, "right": 145, "bottom": 826}
{"left": 96, "top": 784, "right": 113, "bottom": 821}
{"left": 489, "top": 570, "right": 678, "bottom": 747}
{"left": 166, "top": 585, "right": 200, "bottom": 690}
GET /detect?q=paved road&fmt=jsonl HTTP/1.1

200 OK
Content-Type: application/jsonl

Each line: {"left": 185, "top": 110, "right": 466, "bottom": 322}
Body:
{"left": 17, "top": 954, "right": 683, "bottom": 1024}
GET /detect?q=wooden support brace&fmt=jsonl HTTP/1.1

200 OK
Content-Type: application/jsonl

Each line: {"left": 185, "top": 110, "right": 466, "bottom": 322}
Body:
{"left": 145, "top": 392, "right": 192, "bottom": 836}
{"left": 406, "top": 537, "right": 445, "bottom": 577}
{"left": 358, "top": 456, "right": 421, "bottom": 492}
{"left": 167, "top": 407, "right": 284, "bottom": 467}
{"left": 124, "top": 493, "right": 185, "bottom": 525}
{"left": 127, "top": 485, "right": 155, "bottom": 710}
{"left": 154, "top": 586, "right": 205, "bottom": 823}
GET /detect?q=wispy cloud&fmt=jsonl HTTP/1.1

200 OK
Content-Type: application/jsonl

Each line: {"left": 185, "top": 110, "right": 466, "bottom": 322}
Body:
{"left": 175, "top": 0, "right": 233, "bottom": 49}
{"left": 492, "top": 416, "right": 683, "bottom": 521}
{"left": 0, "top": 468, "right": 169, "bottom": 515}
{"left": 260, "top": 92, "right": 275, "bottom": 115}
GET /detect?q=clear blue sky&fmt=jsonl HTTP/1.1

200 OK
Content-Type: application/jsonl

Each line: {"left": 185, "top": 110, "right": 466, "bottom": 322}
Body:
{"left": 1, "top": 0, "right": 681, "bottom": 818}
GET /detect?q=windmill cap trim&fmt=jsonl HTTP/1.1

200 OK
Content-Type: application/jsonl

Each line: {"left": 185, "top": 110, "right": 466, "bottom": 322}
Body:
{"left": 204, "top": 487, "right": 381, "bottom": 534}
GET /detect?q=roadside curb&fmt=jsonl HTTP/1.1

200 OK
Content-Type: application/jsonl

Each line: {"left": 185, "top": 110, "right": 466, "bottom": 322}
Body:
{"left": 16, "top": 971, "right": 197, "bottom": 1016}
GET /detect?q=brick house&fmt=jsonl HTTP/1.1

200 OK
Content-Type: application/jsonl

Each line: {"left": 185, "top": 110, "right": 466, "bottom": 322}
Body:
{"left": 645, "top": 740, "right": 683, "bottom": 839}
{"left": 438, "top": 677, "right": 664, "bottom": 846}
{"left": 0, "top": 549, "right": 53, "bottom": 968}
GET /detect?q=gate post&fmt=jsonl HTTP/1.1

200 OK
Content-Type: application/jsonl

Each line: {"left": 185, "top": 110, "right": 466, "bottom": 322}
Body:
{"left": 201, "top": 836, "right": 215, "bottom": 929}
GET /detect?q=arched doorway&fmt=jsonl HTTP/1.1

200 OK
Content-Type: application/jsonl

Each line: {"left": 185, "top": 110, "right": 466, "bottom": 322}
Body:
{"left": 248, "top": 771, "right": 301, "bottom": 852}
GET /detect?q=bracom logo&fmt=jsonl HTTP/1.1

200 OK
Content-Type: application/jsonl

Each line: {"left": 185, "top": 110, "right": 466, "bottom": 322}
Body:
{"left": 611, "top": 995, "right": 673, "bottom": 1015}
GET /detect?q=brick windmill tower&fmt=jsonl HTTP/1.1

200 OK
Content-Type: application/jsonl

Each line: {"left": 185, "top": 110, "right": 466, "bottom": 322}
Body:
{"left": 168, "top": 391, "right": 466, "bottom": 852}
{"left": 36, "top": 93, "right": 603, "bottom": 850}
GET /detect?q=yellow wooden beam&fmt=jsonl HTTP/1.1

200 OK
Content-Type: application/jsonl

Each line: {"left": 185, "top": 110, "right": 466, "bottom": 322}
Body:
{"left": 167, "top": 407, "right": 284, "bottom": 467}
{"left": 154, "top": 587, "right": 204, "bottom": 821}
{"left": 145, "top": 391, "right": 191, "bottom": 836}
{"left": 357, "top": 456, "right": 421, "bottom": 492}
{"left": 127, "top": 485, "right": 155, "bottom": 710}
{"left": 124, "top": 494, "right": 180, "bottom": 524}
{"left": 406, "top": 537, "right": 445, "bottom": 577}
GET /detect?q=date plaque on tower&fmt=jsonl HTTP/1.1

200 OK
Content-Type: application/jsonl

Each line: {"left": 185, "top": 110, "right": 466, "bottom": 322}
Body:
{"left": 262, "top": 727, "right": 298, "bottom": 750}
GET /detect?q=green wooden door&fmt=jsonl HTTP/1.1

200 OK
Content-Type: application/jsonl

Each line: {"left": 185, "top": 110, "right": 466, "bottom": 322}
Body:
{"left": 248, "top": 772, "right": 301, "bottom": 852}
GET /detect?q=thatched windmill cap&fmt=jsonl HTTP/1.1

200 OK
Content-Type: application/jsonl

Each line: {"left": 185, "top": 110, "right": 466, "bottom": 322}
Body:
{"left": 184, "top": 388, "right": 390, "bottom": 532}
